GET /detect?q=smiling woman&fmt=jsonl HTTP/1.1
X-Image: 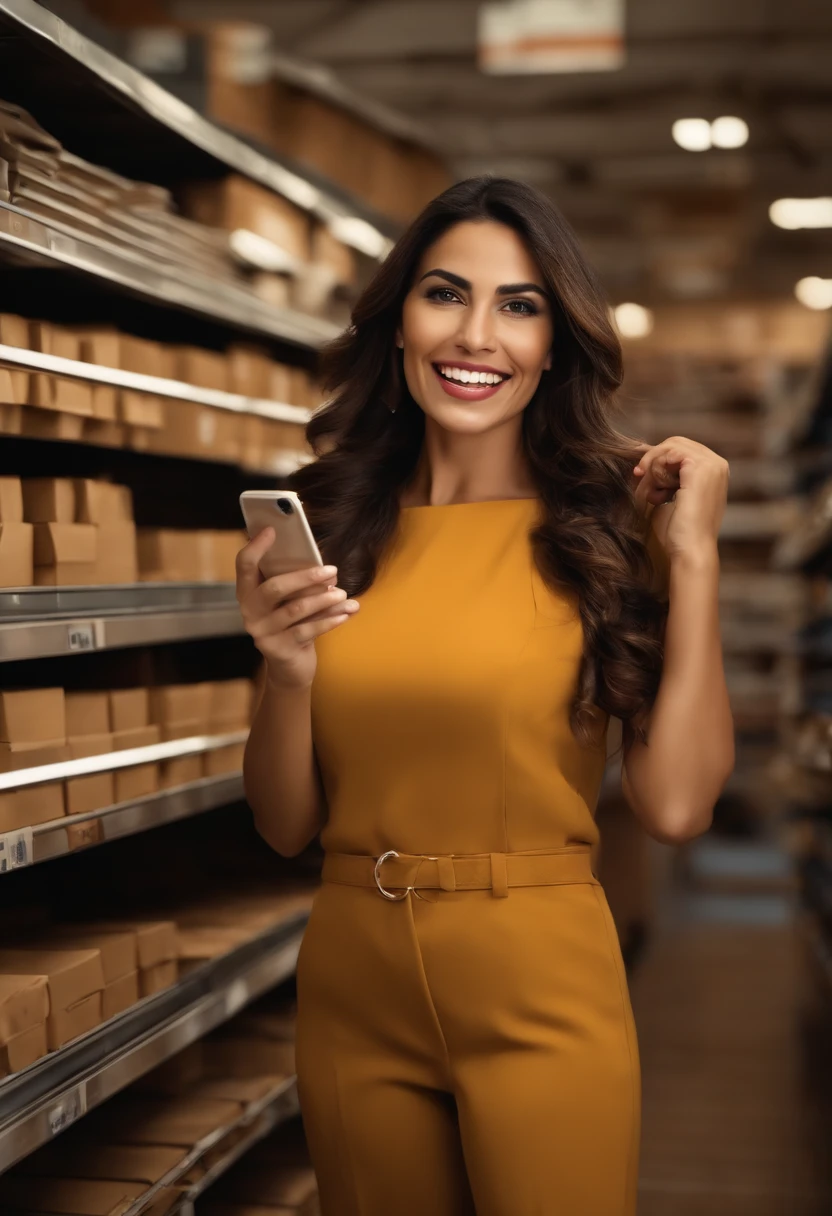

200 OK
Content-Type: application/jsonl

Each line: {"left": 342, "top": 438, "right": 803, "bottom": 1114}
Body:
{"left": 240, "top": 175, "right": 733, "bottom": 1216}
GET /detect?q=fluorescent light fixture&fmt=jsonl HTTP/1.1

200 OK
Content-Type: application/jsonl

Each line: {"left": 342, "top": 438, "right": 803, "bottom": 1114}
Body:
{"left": 329, "top": 215, "right": 393, "bottom": 260}
{"left": 795, "top": 277, "right": 832, "bottom": 310}
{"left": 710, "top": 116, "right": 749, "bottom": 149}
{"left": 770, "top": 198, "right": 832, "bottom": 230}
{"left": 229, "top": 228, "right": 300, "bottom": 274}
{"left": 614, "top": 302, "right": 654, "bottom": 339}
{"left": 672, "top": 118, "right": 712, "bottom": 152}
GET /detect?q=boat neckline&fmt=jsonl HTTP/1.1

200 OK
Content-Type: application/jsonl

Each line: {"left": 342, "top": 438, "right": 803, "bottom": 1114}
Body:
{"left": 400, "top": 497, "right": 540, "bottom": 510}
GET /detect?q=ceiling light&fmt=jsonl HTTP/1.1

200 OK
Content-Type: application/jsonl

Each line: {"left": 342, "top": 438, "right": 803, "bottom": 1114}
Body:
{"left": 770, "top": 198, "right": 832, "bottom": 230}
{"left": 795, "top": 277, "right": 832, "bottom": 310}
{"left": 710, "top": 116, "right": 749, "bottom": 149}
{"left": 614, "top": 303, "right": 654, "bottom": 339}
{"left": 672, "top": 118, "right": 712, "bottom": 152}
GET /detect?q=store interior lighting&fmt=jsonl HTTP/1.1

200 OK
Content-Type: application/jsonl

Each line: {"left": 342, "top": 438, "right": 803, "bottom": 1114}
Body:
{"left": 795, "top": 277, "right": 832, "bottom": 310}
{"left": 770, "top": 198, "right": 832, "bottom": 230}
{"left": 672, "top": 116, "right": 749, "bottom": 152}
{"left": 613, "top": 302, "right": 654, "bottom": 339}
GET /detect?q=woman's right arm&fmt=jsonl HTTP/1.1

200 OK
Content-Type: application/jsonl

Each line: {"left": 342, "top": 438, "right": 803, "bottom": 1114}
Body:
{"left": 236, "top": 528, "right": 360, "bottom": 856}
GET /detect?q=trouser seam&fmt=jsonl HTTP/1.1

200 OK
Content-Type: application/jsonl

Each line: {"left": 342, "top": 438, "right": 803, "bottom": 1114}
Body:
{"left": 403, "top": 896, "right": 454, "bottom": 1085}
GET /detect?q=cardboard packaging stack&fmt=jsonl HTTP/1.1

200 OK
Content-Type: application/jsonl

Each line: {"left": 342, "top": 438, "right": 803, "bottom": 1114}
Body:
{"left": 0, "top": 992, "right": 308, "bottom": 1216}
{"left": 7, "top": 476, "right": 138, "bottom": 588}
{"left": 0, "top": 972, "right": 50, "bottom": 1078}
{"left": 0, "top": 687, "right": 68, "bottom": 831}
{"left": 0, "top": 313, "right": 315, "bottom": 468}
{"left": 0, "top": 474, "right": 33, "bottom": 588}
{"left": 0, "top": 678, "right": 256, "bottom": 834}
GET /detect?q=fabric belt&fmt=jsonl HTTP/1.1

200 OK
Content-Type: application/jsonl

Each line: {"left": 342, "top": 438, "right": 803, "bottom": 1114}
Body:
{"left": 322, "top": 846, "right": 598, "bottom": 900}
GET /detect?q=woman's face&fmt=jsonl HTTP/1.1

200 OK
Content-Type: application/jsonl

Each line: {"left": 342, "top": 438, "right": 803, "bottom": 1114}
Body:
{"left": 398, "top": 220, "right": 554, "bottom": 433}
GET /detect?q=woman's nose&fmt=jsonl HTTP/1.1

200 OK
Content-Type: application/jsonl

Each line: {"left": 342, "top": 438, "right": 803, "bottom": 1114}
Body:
{"left": 456, "top": 305, "right": 497, "bottom": 353}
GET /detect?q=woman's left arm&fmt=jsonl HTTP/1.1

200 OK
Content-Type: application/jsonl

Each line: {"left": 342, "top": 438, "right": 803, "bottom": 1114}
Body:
{"left": 621, "top": 436, "right": 735, "bottom": 845}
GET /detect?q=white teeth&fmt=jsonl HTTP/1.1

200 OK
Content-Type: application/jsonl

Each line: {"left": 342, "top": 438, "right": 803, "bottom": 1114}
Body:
{"left": 438, "top": 365, "right": 505, "bottom": 386}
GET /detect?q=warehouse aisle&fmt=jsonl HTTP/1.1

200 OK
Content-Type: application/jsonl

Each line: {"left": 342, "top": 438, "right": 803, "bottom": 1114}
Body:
{"left": 631, "top": 839, "right": 832, "bottom": 1215}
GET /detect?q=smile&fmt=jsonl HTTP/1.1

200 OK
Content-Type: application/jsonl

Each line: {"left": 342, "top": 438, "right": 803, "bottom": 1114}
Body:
{"left": 432, "top": 363, "right": 511, "bottom": 400}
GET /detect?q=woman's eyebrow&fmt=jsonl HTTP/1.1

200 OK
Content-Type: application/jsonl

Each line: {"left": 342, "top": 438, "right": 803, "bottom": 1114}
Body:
{"left": 419, "top": 268, "right": 548, "bottom": 299}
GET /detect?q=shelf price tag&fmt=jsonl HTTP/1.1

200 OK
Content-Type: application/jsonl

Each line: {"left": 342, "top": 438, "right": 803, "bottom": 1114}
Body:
{"left": 0, "top": 827, "right": 33, "bottom": 872}
{"left": 48, "top": 1083, "right": 87, "bottom": 1137}
{"left": 67, "top": 621, "right": 100, "bottom": 652}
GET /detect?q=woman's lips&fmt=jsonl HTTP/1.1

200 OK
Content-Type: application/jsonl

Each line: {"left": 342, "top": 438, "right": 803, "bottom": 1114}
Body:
{"left": 431, "top": 365, "right": 509, "bottom": 401}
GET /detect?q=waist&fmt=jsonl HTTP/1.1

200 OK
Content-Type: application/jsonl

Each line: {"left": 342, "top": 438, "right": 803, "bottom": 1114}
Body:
{"left": 321, "top": 846, "right": 598, "bottom": 900}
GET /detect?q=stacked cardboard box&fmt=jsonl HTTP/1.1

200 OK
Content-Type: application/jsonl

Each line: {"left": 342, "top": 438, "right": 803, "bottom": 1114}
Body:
{"left": 0, "top": 972, "right": 50, "bottom": 1078}
{"left": 0, "top": 945, "right": 104, "bottom": 1053}
{"left": 110, "top": 688, "right": 160, "bottom": 806}
{"left": 0, "top": 315, "right": 316, "bottom": 469}
{"left": 0, "top": 474, "right": 34, "bottom": 588}
{"left": 0, "top": 991, "right": 306, "bottom": 1215}
{"left": 0, "top": 688, "right": 67, "bottom": 831}
{"left": 19, "top": 476, "right": 137, "bottom": 587}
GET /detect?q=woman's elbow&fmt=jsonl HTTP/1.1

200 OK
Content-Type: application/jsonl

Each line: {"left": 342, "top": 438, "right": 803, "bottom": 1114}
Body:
{"left": 251, "top": 809, "right": 314, "bottom": 858}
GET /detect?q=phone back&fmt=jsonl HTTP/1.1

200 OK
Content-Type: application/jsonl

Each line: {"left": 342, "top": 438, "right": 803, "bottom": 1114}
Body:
{"left": 239, "top": 491, "right": 322, "bottom": 579}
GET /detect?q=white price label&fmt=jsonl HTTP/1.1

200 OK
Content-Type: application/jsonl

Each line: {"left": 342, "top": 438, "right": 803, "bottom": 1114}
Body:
{"left": 224, "top": 978, "right": 249, "bottom": 1018}
{"left": 0, "top": 827, "right": 33, "bottom": 873}
{"left": 67, "top": 621, "right": 98, "bottom": 652}
{"left": 48, "top": 1084, "right": 87, "bottom": 1136}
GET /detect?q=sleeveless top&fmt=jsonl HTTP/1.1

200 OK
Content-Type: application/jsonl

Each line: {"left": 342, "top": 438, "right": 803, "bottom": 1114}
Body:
{"left": 311, "top": 497, "right": 617, "bottom": 858}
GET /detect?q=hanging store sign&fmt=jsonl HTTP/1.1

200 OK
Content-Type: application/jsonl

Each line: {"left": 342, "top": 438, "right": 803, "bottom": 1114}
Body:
{"left": 478, "top": 0, "right": 626, "bottom": 74}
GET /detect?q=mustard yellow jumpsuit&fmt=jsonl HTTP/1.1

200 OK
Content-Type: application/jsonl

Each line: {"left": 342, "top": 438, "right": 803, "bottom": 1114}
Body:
{"left": 297, "top": 498, "right": 640, "bottom": 1215}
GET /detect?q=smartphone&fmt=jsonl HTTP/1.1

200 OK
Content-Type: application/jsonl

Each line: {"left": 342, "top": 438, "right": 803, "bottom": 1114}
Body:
{"left": 239, "top": 490, "right": 323, "bottom": 581}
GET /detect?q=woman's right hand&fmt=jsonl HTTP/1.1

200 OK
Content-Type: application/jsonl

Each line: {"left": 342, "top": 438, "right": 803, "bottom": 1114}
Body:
{"left": 236, "top": 528, "right": 360, "bottom": 690}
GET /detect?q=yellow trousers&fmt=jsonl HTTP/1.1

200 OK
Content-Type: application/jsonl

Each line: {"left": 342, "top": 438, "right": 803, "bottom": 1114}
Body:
{"left": 296, "top": 866, "right": 640, "bottom": 1215}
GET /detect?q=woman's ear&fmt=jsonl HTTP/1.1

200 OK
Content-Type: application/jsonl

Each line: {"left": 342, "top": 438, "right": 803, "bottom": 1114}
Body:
{"left": 543, "top": 350, "right": 552, "bottom": 371}
{"left": 395, "top": 331, "right": 404, "bottom": 349}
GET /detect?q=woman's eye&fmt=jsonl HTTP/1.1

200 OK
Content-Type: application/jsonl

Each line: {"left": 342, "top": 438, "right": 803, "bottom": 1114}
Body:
{"left": 427, "top": 286, "right": 461, "bottom": 304}
{"left": 503, "top": 298, "right": 538, "bottom": 316}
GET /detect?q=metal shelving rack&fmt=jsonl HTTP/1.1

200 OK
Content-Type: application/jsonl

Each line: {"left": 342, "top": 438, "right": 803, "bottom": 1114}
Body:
{"left": 0, "top": 912, "right": 307, "bottom": 1172}
{"left": 0, "top": 585, "right": 244, "bottom": 661}
{"left": 0, "top": 0, "right": 346, "bottom": 1196}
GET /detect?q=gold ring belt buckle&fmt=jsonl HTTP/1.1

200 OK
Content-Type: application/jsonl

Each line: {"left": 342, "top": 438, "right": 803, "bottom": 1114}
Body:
{"left": 374, "top": 850, "right": 410, "bottom": 901}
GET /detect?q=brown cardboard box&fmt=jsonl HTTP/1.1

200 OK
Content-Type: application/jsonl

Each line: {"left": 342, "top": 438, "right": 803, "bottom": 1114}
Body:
{"left": 112, "top": 723, "right": 160, "bottom": 803}
{"left": 29, "top": 321, "right": 78, "bottom": 359}
{"left": 33, "top": 522, "right": 96, "bottom": 565}
{"left": 0, "top": 1176, "right": 149, "bottom": 1215}
{"left": 140, "top": 959, "right": 178, "bottom": 997}
{"left": 150, "top": 683, "right": 213, "bottom": 726}
{"left": 213, "top": 531, "right": 245, "bottom": 582}
{"left": 176, "top": 346, "right": 229, "bottom": 390}
{"left": 0, "top": 973, "right": 49, "bottom": 1041}
{"left": 109, "top": 690, "right": 150, "bottom": 733}
{"left": 0, "top": 688, "right": 65, "bottom": 744}
{"left": 78, "top": 326, "right": 120, "bottom": 369}
{"left": 228, "top": 345, "right": 272, "bottom": 398}
{"left": 65, "top": 734, "right": 114, "bottom": 815}
{"left": 204, "top": 742, "right": 246, "bottom": 778}
{"left": 0, "top": 401, "right": 24, "bottom": 432}
{"left": 160, "top": 721, "right": 204, "bottom": 743}
{"left": 311, "top": 221, "right": 357, "bottom": 287}
{"left": 0, "top": 522, "right": 34, "bottom": 587}
{"left": 0, "top": 1021, "right": 48, "bottom": 1078}
{"left": 52, "top": 378, "right": 95, "bottom": 417}
{"left": 0, "top": 741, "right": 69, "bottom": 774}
{"left": 113, "top": 724, "right": 158, "bottom": 750}
{"left": 181, "top": 176, "right": 310, "bottom": 262}
{"left": 137, "top": 529, "right": 194, "bottom": 582}
{"left": 0, "top": 476, "right": 23, "bottom": 521}
{"left": 0, "top": 946, "right": 104, "bottom": 1015}
{"left": 91, "top": 383, "right": 119, "bottom": 421}
{"left": 103, "top": 970, "right": 139, "bottom": 1019}
{"left": 70, "top": 921, "right": 177, "bottom": 970}
{"left": 43, "top": 928, "right": 137, "bottom": 984}
{"left": 47, "top": 990, "right": 102, "bottom": 1048}
{"left": 119, "top": 390, "right": 164, "bottom": 429}
{"left": 84, "top": 417, "right": 125, "bottom": 446}
{"left": 209, "top": 679, "right": 252, "bottom": 730}
{"left": 74, "top": 480, "right": 133, "bottom": 524}
{"left": 96, "top": 520, "right": 138, "bottom": 584}
{"left": 177, "top": 924, "right": 252, "bottom": 960}
{"left": 65, "top": 692, "right": 110, "bottom": 738}
{"left": 0, "top": 782, "right": 65, "bottom": 832}
{"left": 22, "top": 478, "right": 75, "bottom": 523}
{"left": 0, "top": 312, "right": 30, "bottom": 347}
{"left": 209, "top": 1035, "right": 296, "bottom": 1078}
{"left": 21, "top": 405, "right": 85, "bottom": 440}
{"left": 159, "top": 755, "right": 203, "bottom": 789}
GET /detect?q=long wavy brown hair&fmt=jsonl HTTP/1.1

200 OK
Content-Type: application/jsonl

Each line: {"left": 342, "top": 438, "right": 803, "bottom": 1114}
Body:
{"left": 288, "top": 176, "right": 666, "bottom": 749}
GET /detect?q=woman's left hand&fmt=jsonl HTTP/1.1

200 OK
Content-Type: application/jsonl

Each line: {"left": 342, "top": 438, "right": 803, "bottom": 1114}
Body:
{"left": 633, "top": 436, "right": 729, "bottom": 561}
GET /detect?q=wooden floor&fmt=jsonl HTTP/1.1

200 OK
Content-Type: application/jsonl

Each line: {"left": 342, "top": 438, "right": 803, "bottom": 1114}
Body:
{"left": 630, "top": 844, "right": 832, "bottom": 1216}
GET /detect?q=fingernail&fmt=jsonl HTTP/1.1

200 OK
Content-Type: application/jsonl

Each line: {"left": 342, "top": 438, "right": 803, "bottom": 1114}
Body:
{"left": 344, "top": 600, "right": 360, "bottom": 610}
{"left": 319, "top": 565, "right": 337, "bottom": 577}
